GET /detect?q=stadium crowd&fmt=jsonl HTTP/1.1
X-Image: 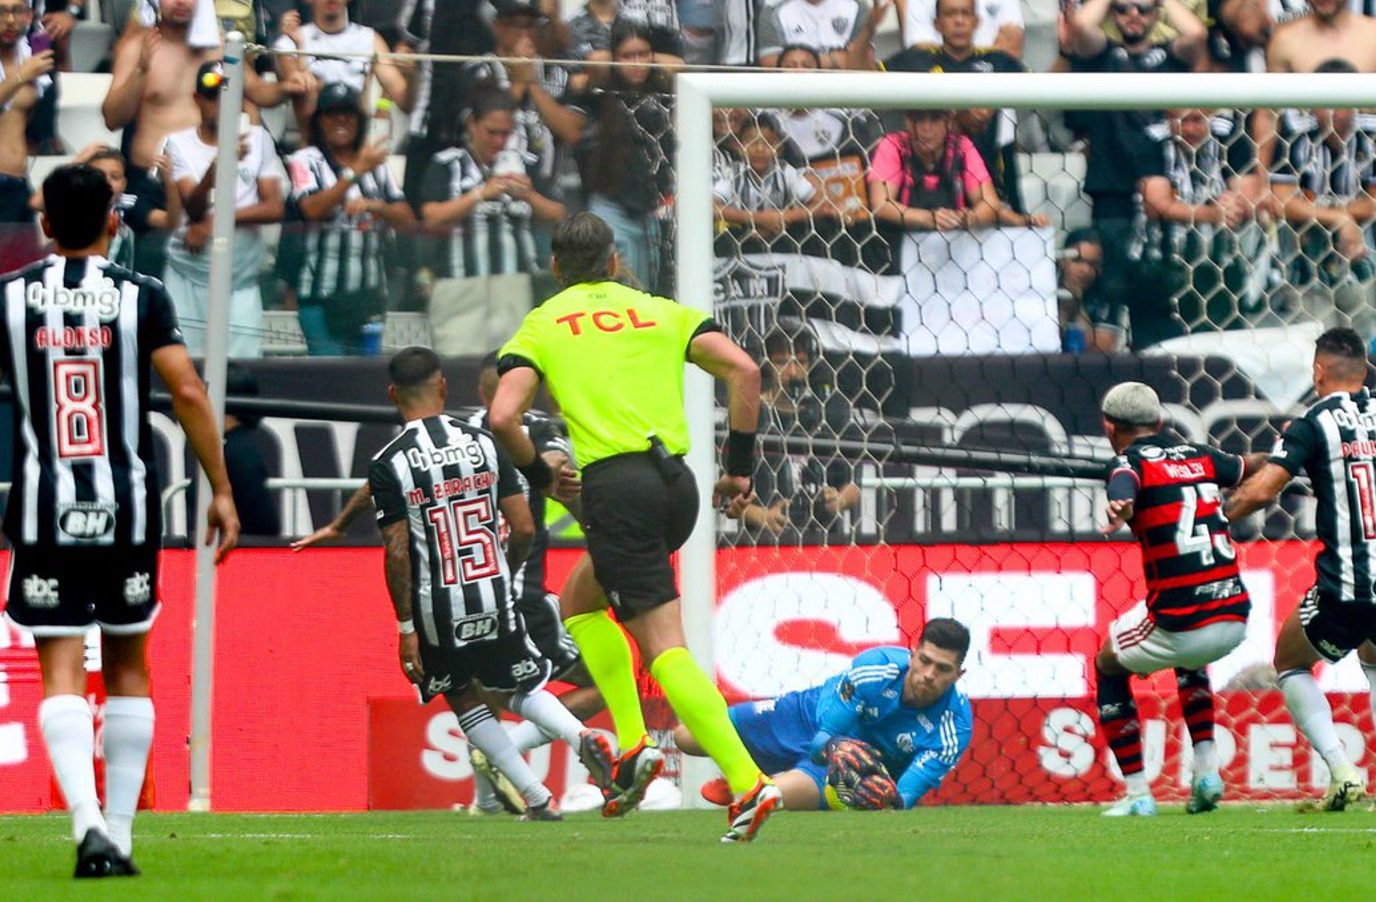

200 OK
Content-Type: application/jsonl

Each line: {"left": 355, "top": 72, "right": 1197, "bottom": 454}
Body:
{"left": 1, "top": 0, "right": 1372, "bottom": 361}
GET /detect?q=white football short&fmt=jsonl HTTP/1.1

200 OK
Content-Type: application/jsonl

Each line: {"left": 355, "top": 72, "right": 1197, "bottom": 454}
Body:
{"left": 1109, "top": 600, "right": 1246, "bottom": 675}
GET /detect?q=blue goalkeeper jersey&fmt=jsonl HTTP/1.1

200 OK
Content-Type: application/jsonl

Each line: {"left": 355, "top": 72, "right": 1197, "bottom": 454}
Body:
{"left": 802, "top": 646, "right": 973, "bottom": 808}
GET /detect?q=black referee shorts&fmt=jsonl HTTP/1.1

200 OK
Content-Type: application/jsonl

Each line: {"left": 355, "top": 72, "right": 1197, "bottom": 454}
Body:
{"left": 582, "top": 451, "right": 699, "bottom": 621}
{"left": 4, "top": 543, "right": 160, "bottom": 637}
{"left": 1298, "top": 585, "right": 1376, "bottom": 663}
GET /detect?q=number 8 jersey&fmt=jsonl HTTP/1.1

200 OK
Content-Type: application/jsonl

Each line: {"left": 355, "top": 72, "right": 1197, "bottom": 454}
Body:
{"left": 1269, "top": 387, "right": 1376, "bottom": 604}
{"left": 1106, "top": 435, "right": 1250, "bottom": 631}
{"left": 0, "top": 255, "right": 184, "bottom": 548}
{"left": 369, "top": 415, "right": 525, "bottom": 648}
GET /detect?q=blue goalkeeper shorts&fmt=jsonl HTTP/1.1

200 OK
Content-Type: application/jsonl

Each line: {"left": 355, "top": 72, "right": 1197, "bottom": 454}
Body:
{"left": 727, "top": 691, "right": 829, "bottom": 809}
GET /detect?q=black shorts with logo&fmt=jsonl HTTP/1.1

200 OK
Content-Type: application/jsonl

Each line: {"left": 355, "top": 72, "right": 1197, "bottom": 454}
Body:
{"left": 582, "top": 451, "right": 699, "bottom": 620}
{"left": 516, "top": 591, "right": 587, "bottom": 683}
{"left": 417, "top": 628, "right": 552, "bottom": 703}
{"left": 4, "top": 543, "right": 160, "bottom": 636}
{"left": 1298, "top": 585, "right": 1376, "bottom": 663}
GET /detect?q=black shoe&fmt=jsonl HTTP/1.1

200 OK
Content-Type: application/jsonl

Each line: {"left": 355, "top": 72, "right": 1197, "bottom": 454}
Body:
{"left": 111, "top": 854, "right": 141, "bottom": 877}
{"left": 73, "top": 828, "right": 119, "bottom": 879}
{"left": 519, "top": 799, "right": 563, "bottom": 822}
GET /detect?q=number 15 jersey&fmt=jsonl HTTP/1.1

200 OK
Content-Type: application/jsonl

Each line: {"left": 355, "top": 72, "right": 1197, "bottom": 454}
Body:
{"left": 369, "top": 415, "right": 525, "bottom": 649}
{"left": 0, "top": 255, "right": 184, "bottom": 549}
{"left": 1106, "top": 434, "right": 1250, "bottom": 631}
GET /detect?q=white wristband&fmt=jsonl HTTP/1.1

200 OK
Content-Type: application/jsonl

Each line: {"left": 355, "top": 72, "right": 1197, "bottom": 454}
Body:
{"left": 397, "top": 619, "right": 415, "bottom": 635}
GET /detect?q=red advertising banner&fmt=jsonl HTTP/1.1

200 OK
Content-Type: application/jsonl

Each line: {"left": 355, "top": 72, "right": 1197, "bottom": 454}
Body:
{"left": 0, "top": 542, "right": 1367, "bottom": 811}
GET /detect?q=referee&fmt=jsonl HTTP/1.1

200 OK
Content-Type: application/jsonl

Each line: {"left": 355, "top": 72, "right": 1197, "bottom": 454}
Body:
{"left": 490, "top": 212, "right": 781, "bottom": 843}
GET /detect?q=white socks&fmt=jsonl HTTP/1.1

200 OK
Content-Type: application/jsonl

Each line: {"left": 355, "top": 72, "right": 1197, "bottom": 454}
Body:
{"left": 1362, "top": 659, "right": 1376, "bottom": 731}
{"left": 506, "top": 719, "right": 557, "bottom": 754}
{"left": 458, "top": 706, "right": 551, "bottom": 808}
{"left": 103, "top": 696, "right": 155, "bottom": 857}
{"left": 1192, "top": 740, "right": 1218, "bottom": 777}
{"left": 38, "top": 695, "right": 106, "bottom": 843}
{"left": 1123, "top": 771, "right": 1150, "bottom": 797}
{"left": 508, "top": 690, "right": 582, "bottom": 748}
{"left": 1279, "top": 668, "right": 1350, "bottom": 771}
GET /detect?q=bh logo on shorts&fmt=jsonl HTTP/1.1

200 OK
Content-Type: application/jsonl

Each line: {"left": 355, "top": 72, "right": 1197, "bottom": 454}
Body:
{"left": 123, "top": 572, "right": 151, "bottom": 605}
{"left": 22, "top": 575, "right": 60, "bottom": 608}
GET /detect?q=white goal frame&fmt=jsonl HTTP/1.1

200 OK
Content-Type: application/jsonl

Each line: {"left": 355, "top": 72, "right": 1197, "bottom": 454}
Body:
{"left": 672, "top": 70, "right": 1376, "bottom": 803}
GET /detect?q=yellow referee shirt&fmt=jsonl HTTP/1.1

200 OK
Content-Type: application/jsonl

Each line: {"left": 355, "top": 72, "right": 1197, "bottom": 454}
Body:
{"left": 499, "top": 281, "right": 712, "bottom": 468}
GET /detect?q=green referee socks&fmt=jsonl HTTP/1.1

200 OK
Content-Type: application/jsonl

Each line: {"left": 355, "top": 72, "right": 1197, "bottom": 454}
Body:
{"left": 563, "top": 610, "right": 649, "bottom": 751}
{"left": 649, "top": 647, "right": 762, "bottom": 796}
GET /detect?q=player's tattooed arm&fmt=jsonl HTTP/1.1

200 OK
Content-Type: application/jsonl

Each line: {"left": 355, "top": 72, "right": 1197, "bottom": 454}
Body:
{"left": 381, "top": 520, "right": 414, "bottom": 623}
{"left": 1224, "top": 462, "right": 1293, "bottom": 522}
{"left": 290, "top": 483, "right": 375, "bottom": 550}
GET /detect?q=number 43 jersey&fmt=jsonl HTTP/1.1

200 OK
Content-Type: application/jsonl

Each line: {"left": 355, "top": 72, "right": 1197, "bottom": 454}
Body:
{"left": 0, "top": 255, "right": 184, "bottom": 548}
{"left": 369, "top": 415, "right": 526, "bottom": 649}
{"left": 1106, "top": 434, "right": 1250, "bottom": 631}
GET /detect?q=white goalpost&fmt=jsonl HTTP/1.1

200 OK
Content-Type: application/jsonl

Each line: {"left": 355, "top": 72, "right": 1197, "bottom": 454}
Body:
{"left": 674, "top": 71, "right": 1376, "bottom": 806}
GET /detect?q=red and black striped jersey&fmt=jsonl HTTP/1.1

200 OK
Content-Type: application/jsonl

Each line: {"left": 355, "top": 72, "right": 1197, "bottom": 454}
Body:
{"left": 1106, "top": 434, "right": 1250, "bottom": 631}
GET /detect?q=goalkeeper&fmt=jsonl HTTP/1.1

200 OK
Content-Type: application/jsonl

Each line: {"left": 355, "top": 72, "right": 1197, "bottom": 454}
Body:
{"left": 676, "top": 619, "right": 973, "bottom": 811}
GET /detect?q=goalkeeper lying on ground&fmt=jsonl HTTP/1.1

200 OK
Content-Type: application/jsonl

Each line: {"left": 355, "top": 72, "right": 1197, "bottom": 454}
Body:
{"left": 674, "top": 619, "right": 973, "bottom": 810}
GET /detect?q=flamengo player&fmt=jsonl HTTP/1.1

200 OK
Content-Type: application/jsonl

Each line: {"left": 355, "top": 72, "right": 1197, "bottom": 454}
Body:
{"left": 0, "top": 165, "right": 239, "bottom": 876}
{"left": 1096, "top": 382, "right": 1259, "bottom": 817}
{"left": 368, "top": 347, "right": 614, "bottom": 819}
{"left": 1226, "top": 328, "right": 1376, "bottom": 811}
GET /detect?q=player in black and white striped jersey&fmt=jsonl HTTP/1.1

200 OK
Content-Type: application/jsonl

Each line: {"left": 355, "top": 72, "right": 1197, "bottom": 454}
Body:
{"left": 0, "top": 165, "right": 239, "bottom": 877}
{"left": 368, "top": 346, "right": 613, "bottom": 820}
{"left": 1227, "top": 327, "right": 1376, "bottom": 812}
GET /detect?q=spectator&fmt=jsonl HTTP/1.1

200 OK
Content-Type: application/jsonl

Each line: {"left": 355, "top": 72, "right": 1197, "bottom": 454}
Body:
{"left": 389, "top": 1, "right": 495, "bottom": 205}
{"left": 461, "top": 0, "right": 585, "bottom": 212}
{"left": 771, "top": 44, "right": 880, "bottom": 164}
{"left": 164, "top": 60, "right": 287, "bottom": 358}
{"left": 273, "top": 0, "right": 414, "bottom": 125}
{"left": 739, "top": 328, "right": 860, "bottom": 542}
{"left": 677, "top": 0, "right": 716, "bottom": 64}
{"left": 282, "top": 82, "right": 415, "bottom": 355}
{"left": 1100, "top": 0, "right": 1208, "bottom": 46}
{"left": 418, "top": 88, "right": 564, "bottom": 356}
{"left": 713, "top": 105, "right": 748, "bottom": 169}
{"left": 1057, "top": 227, "right": 1125, "bottom": 352}
{"left": 34, "top": 143, "right": 183, "bottom": 275}
{"left": 223, "top": 363, "right": 281, "bottom": 537}
{"left": 714, "top": 116, "right": 842, "bottom": 255}
{"left": 567, "top": 0, "right": 684, "bottom": 74}
{"left": 896, "top": 0, "right": 1023, "bottom": 56}
{"left": 882, "top": 0, "right": 1037, "bottom": 223}
{"left": 1270, "top": 63, "right": 1376, "bottom": 336}
{"left": 1206, "top": 0, "right": 1292, "bottom": 73}
{"left": 104, "top": 0, "right": 308, "bottom": 271}
{"left": 1061, "top": 0, "right": 1205, "bottom": 348}
{"left": 1253, "top": 0, "right": 1376, "bottom": 172}
{"left": 1266, "top": 0, "right": 1376, "bottom": 73}
{"left": 1134, "top": 108, "right": 1261, "bottom": 339}
{"left": 716, "top": 0, "right": 770, "bottom": 66}
{"left": 867, "top": 109, "right": 1000, "bottom": 237}
{"left": 575, "top": 19, "right": 674, "bottom": 291}
{"left": 757, "top": 0, "right": 876, "bottom": 69}
{"left": 0, "top": 7, "right": 51, "bottom": 269}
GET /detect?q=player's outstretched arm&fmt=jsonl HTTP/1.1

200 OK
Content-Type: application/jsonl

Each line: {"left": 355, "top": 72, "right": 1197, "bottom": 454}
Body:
{"left": 153, "top": 345, "right": 239, "bottom": 563}
{"left": 290, "top": 482, "right": 374, "bottom": 551}
{"left": 1224, "top": 462, "right": 1293, "bottom": 522}
{"left": 490, "top": 366, "right": 543, "bottom": 465}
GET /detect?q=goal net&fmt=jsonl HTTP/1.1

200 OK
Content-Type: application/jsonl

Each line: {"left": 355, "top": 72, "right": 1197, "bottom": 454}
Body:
{"left": 674, "top": 71, "right": 1376, "bottom": 805}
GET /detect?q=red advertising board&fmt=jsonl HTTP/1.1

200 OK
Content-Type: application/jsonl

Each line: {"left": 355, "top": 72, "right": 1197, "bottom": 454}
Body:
{"left": 0, "top": 542, "right": 1368, "bottom": 811}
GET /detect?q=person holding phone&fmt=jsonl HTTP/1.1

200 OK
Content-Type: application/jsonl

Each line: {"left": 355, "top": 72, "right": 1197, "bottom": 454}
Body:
{"left": 162, "top": 60, "right": 286, "bottom": 358}
{"left": 0, "top": 2, "right": 53, "bottom": 268}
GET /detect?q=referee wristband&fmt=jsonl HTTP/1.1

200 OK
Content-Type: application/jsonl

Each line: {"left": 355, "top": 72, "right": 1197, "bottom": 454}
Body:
{"left": 397, "top": 619, "right": 416, "bottom": 635}
{"left": 725, "top": 429, "right": 756, "bottom": 477}
{"left": 518, "top": 455, "right": 554, "bottom": 491}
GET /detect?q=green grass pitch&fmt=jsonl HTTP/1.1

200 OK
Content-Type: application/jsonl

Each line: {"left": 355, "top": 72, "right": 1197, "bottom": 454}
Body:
{"left": 0, "top": 805, "right": 1373, "bottom": 900}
